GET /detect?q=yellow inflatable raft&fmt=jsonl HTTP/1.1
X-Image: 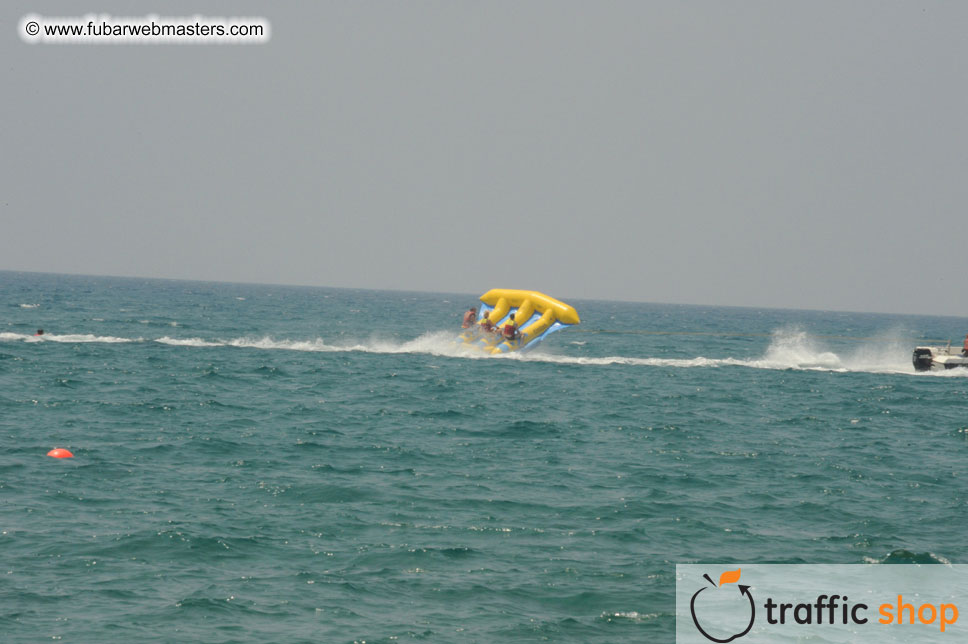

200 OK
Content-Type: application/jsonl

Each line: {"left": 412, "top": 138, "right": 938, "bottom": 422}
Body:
{"left": 459, "top": 289, "right": 580, "bottom": 354}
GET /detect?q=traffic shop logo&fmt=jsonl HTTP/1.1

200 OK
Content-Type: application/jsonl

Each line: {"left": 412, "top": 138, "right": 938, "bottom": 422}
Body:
{"left": 689, "top": 569, "right": 755, "bottom": 643}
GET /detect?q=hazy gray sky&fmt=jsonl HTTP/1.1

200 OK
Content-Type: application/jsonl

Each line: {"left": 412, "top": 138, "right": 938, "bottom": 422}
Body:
{"left": 3, "top": 2, "right": 967, "bottom": 315}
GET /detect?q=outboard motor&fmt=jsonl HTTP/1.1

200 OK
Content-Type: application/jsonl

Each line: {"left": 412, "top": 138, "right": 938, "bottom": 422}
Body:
{"left": 912, "top": 347, "right": 934, "bottom": 372}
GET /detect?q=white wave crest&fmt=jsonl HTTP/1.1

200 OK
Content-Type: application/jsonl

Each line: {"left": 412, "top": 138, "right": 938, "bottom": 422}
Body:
{"left": 749, "top": 328, "right": 846, "bottom": 371}
{"left": 747, "top": 327, "right": 917, "bottom": 373}
{"left": 156, "top": 336, "right": 223, "bottom": 348}
{"left": 225, "top": 337, "right": 344, "bottom": 352}
{"left": 3, "top": 326, "right": 962, "bottom": 377}
{"left": 20, "top": 303, "right": 39, "bottom": 309}
{"left": 46, "top": 333, "right": 139, "bottom": 344}
{"left": 215, "top": 332, "right": 485, "bottom": 357}
{"left": 0, "top": 331, "right": 137, "bottom": 344}
{"left": 511, "top": 353, "right": 750, "bottom": 368}
{"left": 150, "top": 331, "right": 498, "bottom": 358}
{"left": 360, "top": 331, "right": 491, "bottom": 358}
{"left": 155, "top": 335, "right": 366, "bottom": 353}
{"left": 519, "top": 327, "right": 939, "bottom": 376}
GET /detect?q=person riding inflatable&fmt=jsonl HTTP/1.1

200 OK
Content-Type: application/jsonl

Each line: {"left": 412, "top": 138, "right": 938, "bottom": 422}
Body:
{"left": 502, "top": 313, "right": 519, "bottom": 341}
{"left": 479, "top": 311, "right": 495, "bottom": 333}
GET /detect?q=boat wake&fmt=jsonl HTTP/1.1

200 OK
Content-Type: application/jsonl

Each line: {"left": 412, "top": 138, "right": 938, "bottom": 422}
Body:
{"left": 2, "top": 328, "right": 964, "bottom": 376}
{"left": 154, "top": 331, "right": 487, "bottom": 357}
{"left": 524, "top": 328, "right": 957, "bottom": 375}
{"left": 0, "top": 331, "right": 138, "bottom": 344}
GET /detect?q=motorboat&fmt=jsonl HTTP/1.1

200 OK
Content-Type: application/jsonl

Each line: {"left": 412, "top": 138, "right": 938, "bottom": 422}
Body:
{"left": 912, "top": 344, "right": 968, "bottom": 371}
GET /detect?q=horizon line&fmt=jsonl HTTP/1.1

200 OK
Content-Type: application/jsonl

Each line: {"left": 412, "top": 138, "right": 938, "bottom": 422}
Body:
{"left": 1, "top": 267, "right": 965, "bottom": 321}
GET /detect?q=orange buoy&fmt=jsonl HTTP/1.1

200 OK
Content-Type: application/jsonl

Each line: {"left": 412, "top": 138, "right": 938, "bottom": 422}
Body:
{"left": 47, "top": 448, "right": 73, "bottom": 458}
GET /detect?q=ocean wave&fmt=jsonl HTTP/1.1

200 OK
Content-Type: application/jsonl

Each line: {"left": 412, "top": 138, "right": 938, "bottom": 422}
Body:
{"left": 234, "top": 328, "right": 917, "bottom": 376}
{"left": 154, "top": 336, "right": 349, "bottom": 352}
{"left": 4, "top": 326, "right": 963, "bottom": 377}
{"left": 154, "top": 331, "right": 488, "bottom": 358}
{"left": 523, "top": 327, "right": 945, "bottom": 376}
{"left": 51, "top": 333, "right": 140, "bottom": 343}
{"left": 746, "top": 327, "right": 962, "bottom": 375}
{"left": 0, "top": 331, "right": 138, "bottom": 344}
{"left": 156, "top": 336, "right": 223, "bottom": 348}
{"left": 226, "top": 337, "right": 345, "bottom": 352}
{"left": 865, "top": 549, "right": 952, "bottom": 565}
{"left": 601, "top": 611, "right": 662, "bottom": 623}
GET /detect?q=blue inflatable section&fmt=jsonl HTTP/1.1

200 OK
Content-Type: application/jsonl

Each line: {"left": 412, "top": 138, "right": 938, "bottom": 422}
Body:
{"left": 464, "top": 304, "right": 573, "bottom": 354}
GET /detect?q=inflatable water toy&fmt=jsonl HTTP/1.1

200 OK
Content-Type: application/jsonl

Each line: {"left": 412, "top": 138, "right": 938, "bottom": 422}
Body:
{"left": 459, "top": 289, "right": 580, "bottom": 354}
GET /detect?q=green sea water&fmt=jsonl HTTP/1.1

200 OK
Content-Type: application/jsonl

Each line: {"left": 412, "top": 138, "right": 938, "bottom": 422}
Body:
{"left": 1, "top": 271, "right": 966, "bottom": 643}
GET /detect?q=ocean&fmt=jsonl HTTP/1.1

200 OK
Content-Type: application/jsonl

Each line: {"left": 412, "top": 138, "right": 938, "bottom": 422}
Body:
{"left": 1, "top": 271, "right": 966, "bottom": 643}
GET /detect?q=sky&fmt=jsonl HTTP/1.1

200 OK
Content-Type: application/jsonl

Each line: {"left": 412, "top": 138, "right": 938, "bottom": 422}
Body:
{"left": 3, "top": 2, "right": 967, "bottom": 315}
